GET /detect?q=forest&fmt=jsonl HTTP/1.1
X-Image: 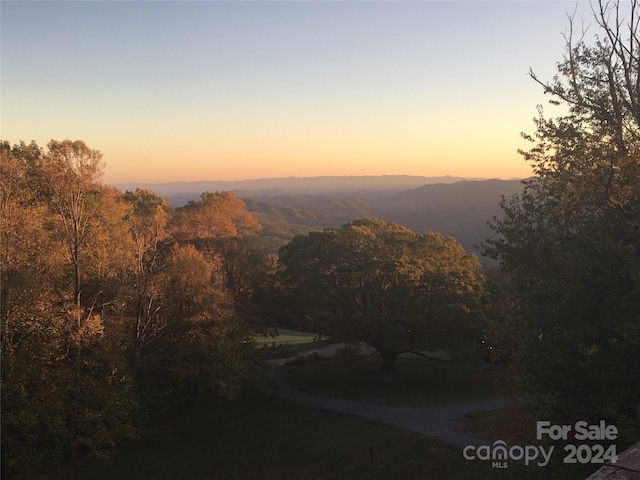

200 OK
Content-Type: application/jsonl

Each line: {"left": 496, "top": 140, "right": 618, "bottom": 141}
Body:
{"left": 2, "top": 1, "right": 640, "bottom": 478}
{"left": 1, "top": 139, "right": 492, "bottom": 475}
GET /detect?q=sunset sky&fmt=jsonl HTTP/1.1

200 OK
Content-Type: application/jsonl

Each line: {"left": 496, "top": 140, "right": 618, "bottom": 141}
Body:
{"left": 2, "top": 1, "right": 593, "bottom": 183}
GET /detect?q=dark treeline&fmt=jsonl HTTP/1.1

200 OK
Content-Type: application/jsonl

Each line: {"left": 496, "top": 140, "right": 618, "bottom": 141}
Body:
{"left": 0, "top": 139, "right": 278, "bottom": 477}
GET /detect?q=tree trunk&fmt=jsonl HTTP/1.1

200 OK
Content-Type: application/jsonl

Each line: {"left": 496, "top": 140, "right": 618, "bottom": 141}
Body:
{"left": 379, "top": 350, "right": 399, "bottom": 372}
{"left": 73, "top": 247, "right": 81, "bottom": 309}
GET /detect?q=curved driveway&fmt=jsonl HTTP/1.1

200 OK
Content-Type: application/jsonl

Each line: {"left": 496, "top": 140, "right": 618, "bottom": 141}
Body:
{"left": 257, "top": 366, "right": 514, "bottom": 448}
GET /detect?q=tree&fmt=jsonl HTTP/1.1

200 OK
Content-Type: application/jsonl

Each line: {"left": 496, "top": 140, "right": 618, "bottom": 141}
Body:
{"left": 484, "top": 0, "right": 640, "bottom": 440}
{"left": 277, "top": 219, "right": 484, "bottom": 371}
{"left": 154, "top": 245, "right": 252, "bottom": 402}
{"left": 35, "top": 140, "right": 106, "bottom": 310}
{"left": 171, "top": 191, "right": 261, "bottom": 250}
{"left": 121, "top": 189, "right": 173, "bottom": 365}
{"left": 1, "top": 141, "right": 139, "bottom": 476}
{"left": 171, "top": 191, "right": 264, "bottom": 313}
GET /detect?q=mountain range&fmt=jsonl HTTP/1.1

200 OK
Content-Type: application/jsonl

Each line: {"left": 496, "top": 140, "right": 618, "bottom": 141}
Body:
{"left": 114, "top": 175, "right": 474, "bottom": 199}
{"left": 112, "top": 176, "right": 527, "bottom": 263}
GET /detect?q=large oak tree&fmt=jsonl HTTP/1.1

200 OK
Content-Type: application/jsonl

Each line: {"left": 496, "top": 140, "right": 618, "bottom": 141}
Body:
{"left": 277, "top": 219, "right": 484, "bottom": 370}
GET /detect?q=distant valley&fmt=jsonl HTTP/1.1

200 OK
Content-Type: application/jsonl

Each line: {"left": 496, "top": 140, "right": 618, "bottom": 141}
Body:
{"left": 113, "top": 176, "right": 527, "bottom": 263}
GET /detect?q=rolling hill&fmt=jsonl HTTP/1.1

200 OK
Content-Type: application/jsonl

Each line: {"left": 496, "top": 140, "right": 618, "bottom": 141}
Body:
{"left": 113, "top": 175, "right": 470, "bottom": 201}
{"left": 112, "top": 176, "right": 527, "bottom": 262}
{"left": 241, "top": 179, "right": 525, "bottom": 259}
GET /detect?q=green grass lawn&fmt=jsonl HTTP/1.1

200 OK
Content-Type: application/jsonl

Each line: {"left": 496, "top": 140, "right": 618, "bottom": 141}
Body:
{"left": 281, "top": 356, "right": 515, "bottom": 406}
{"left": 253, "top": 329, "right": 332, "bottom": 360}
{"left": 50, "top": 388, "right": 589, "bottom": 480}
{"left": 44, "top": 345, "right": 599, "bottom": 480}
{"left": 254, "top": 328, "right": 319, "bottom": 347}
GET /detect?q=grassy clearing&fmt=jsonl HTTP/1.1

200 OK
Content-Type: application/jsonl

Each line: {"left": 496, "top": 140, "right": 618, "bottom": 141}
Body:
{"left": 50, "top": 388, "right": 588, "bottom": 480}
{"left": 253, "top": 329, "right": 331, "bottom": 360}
{"left": 254, "top": 328, "right": 318, "bottom": 347}
{"left": 281, "top": 356, "right": 515, "bottom": 406}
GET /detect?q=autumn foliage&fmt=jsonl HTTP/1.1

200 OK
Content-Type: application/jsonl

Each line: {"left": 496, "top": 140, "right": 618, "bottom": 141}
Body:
{"left": 0, "top": 140, "right": 262, "bottom": 476}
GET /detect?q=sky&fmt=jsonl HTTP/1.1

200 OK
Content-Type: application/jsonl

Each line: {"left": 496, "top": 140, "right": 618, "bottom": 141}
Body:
{"left": 1, "top": 1, "right": 596, "bottom": 184}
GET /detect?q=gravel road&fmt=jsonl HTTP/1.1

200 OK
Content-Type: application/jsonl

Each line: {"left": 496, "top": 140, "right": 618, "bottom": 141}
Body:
{"left": 257, "top": 362, "right": 514, "bottom": 448}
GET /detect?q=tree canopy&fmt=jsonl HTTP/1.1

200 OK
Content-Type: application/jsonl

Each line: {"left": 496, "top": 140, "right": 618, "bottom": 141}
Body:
{"left": 0, "top": 140, "right": 262, "bottom": 476}
{"left": 277, "top": 219, "right": 485, "bottom": 370}
{"left": 484, "top": 0, "right": 640, "bottom": 440}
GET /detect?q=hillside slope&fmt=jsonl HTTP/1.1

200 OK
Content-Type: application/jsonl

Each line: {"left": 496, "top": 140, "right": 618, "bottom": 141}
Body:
{"left": 370, "top": 179, "right": 525, "bottom": 254}
{"left": 243, "top": 179, "right": 526, "bottom": 258}
{"left": 113, "top": 176, "right": 526, "bottom": 260}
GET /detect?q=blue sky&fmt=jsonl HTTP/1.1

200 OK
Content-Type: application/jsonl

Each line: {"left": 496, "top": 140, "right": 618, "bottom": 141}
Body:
{"left": 2, "top": 1, "right": 591, "bottom": 183}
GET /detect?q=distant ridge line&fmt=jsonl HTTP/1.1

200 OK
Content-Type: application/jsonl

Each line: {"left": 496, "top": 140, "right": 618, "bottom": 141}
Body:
{"left": 115, "top": 174, "right": 463, "bottom": 184}
{"left": 111, "top": 175, "right": 514, "bottom": 197}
